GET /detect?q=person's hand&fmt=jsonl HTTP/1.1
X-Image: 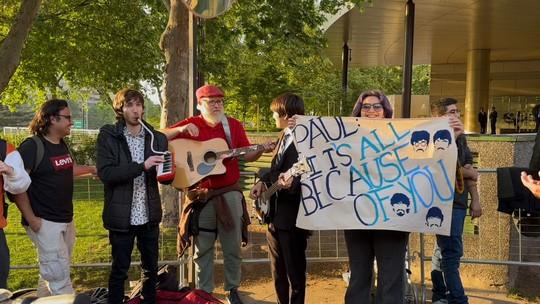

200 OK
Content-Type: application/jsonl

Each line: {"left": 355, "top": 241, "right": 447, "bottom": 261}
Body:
{"left": 278, "top": 173, "right": 293, "bottom": 189}
{"left": 250, "top": 181, "right": 265, "bottom": 199}
{"left": 144, "top": 155, "right": 165, "bottom": 170}
{"left": 179, "top": 123, "right": 199, "bottom": 137}
{"left": 469, "top": 199, "right": 482, "bottom": 219}
{"left": 521, "top": 171, "right": 540, "bottom": 198}
{"left": 462, "top": 164, "right": 479, "bottom": 181}
{"left": 262, "top": 140, "right": 276, "bottom": 153}
{"left": 89, "top": 166, "right": 97, "bottom": 175}
{"left": 28, "top": 216, "right": 42, "bottom": 233}
{"left": 288, "top": 115, "right": 298, "bottom": 129}
{"left": 448, "top": 116, "right": 464, "bottom": 137}
{"left": 0, "top": 160, "right": 14, "bottom": 176}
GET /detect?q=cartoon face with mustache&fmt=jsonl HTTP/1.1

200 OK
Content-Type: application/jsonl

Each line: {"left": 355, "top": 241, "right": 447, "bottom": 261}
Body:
{"left": 433, "top": 129, "right": 452, "bottom": 151}
{"left": 410, "top": 130, "right": 430, "bottom": 152}
{"left": 390, "top": 193, "right": 411, "bottom": 217}
{"left": 426, "top": 207, "right": 444, "bottom": 228}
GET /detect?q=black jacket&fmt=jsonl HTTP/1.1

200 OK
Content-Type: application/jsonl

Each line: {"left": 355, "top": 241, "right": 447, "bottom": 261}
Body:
{"left": 96, "top": 120, "right": 168, "bottom": 232}
{"left": 260, "top": 133, "right": 303, "bottom": 230}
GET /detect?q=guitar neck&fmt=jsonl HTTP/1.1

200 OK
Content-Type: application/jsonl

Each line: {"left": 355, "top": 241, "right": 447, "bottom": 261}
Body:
{"left": 216, "top": 144, "right": 265, "bottom": 159}
{"left": 262, "top": 169, "right": 293, "bottom": 201}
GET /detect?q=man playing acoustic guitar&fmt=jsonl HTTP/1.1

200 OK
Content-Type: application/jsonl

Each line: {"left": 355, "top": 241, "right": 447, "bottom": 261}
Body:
{"left": 162, "top": 84, "right": 274, "bottom": 304}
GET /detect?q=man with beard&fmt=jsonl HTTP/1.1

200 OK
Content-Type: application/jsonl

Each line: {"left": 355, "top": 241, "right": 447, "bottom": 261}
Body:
{"left": 162, "top": 84, "right": 274, "bottom": 304}
{"left": 96, "top": 88, "right": 168, "bottom": 304}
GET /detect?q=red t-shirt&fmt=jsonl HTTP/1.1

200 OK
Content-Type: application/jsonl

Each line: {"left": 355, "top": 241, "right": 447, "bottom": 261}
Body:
{"left": 169, "top": 116, "right": 251, "bottom": 189}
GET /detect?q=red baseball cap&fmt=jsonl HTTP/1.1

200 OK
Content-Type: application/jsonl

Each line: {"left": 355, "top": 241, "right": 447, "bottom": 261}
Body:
{"left": 196, "top": 85, "right": 224, "bottom": 101}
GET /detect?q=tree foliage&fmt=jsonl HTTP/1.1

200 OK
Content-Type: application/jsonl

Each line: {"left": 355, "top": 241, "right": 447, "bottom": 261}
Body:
{"left": 0, "top": 0, "right": 430, "bottom": 132}
{"left": 0, "top": 0, "right": 167, "bottom": 109}
{"left": 199, "top": 0, "right": 370, "bottom": 130}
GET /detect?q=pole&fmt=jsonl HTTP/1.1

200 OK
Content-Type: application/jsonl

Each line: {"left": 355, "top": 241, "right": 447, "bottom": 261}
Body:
{"left": 341, "top": 43, "right": 350, "bottom": 116}
{"left": 402, "top": 0, "right": 415, "bottom": 118}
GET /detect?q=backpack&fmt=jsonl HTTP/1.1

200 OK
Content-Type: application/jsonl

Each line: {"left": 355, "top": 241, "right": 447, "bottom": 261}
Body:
{"left": 126, "top": 288, "right": 223, "bottom": 304}
{"left": 1, "top": 139, "right": 8, "bottom": 219}
{"left": 19, "top": 136, "right": 45, "bottom": 174}
{"left": 128, "top": 264, "right": 179, "bottom": 299}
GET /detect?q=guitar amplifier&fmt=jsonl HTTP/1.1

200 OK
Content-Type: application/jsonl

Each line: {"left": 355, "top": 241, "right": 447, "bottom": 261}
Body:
{"left": 157, "top": 152, "right": 175, "bottom": 182}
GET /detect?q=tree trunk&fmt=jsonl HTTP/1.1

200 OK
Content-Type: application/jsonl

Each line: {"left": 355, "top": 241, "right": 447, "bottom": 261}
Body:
{"left": 0, "top": 0, "right": 42, "bottom": 94}
{"left": 159, "top": 0, "right": 189, "bottom": 227}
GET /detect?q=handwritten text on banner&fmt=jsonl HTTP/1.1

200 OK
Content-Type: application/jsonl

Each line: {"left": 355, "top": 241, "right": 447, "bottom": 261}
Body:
{"left": 293, "top": 116, "right": 457, "bottom": 236}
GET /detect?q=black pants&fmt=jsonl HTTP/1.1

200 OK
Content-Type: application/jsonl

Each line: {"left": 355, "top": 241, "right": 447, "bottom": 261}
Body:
{"left": 108, "top": 224, "right": 159, "bottom": 304}
{"left": 344, "top": 229, "right": 409, "bottom": 304}
{"left": 491, "top": 121, "right": 496, "bottom": 134}
{"left": 0, "top": 229, "right": 9, "bottom": 289}
{"left": 266, "top": 226, "right": 309, "bottom": 304}
{"left": 480, "top": 123, "right": 487, "bottom": 134}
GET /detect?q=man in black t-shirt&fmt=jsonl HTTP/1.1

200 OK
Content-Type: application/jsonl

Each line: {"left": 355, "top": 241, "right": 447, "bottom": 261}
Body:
{"left": 18, "top": 99, "right": 96, "bottom": 297}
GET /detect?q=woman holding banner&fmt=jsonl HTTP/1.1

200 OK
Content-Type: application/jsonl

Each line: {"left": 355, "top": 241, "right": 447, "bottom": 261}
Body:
{"left": 344, "top": 90, "right": 409, "bottom": 304}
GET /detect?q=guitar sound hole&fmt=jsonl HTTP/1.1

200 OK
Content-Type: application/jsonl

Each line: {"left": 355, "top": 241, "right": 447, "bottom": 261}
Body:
{"left": 204, "top": 151, "right": 217, "bottom": 164}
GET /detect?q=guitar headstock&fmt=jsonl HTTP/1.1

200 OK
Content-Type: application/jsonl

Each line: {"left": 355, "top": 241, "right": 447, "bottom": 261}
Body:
{"left": 290, "top": 158, "right": 312, "bottom": 177}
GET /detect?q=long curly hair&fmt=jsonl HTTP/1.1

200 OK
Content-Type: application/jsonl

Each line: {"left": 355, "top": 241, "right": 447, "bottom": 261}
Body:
{"left": 28, "top": 99, "right": 69, "bottom": 135}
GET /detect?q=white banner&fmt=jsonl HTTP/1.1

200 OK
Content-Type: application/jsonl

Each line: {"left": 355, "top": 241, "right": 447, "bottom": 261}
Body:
{"left": 293, "top": 116, "right": 458, "bottom": 235}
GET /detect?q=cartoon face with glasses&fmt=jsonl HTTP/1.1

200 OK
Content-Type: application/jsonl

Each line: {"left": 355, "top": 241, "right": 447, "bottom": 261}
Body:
{"left": 410, "top": 130, "right": 430, "bottom": 152}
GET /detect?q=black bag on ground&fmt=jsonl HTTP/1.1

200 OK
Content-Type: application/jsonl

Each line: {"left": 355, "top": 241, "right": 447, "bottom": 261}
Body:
{"left": 129, "top": 264, "right": 179, "bottom": 299}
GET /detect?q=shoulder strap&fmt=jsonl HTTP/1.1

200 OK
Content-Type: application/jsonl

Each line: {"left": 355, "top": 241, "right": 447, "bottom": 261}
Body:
{"left": 31, "top": 135, "right": 44, "bottom": 173}
{"left": 221, "top": 116, "right": 233, "bottom": 149}
{"left": 0, "top": 139, "right": 6, "bottom": 162}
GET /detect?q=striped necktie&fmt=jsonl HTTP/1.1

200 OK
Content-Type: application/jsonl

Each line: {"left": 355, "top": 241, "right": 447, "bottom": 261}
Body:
{"left": 276, "top": 133, "right": 290, "bottom": 164}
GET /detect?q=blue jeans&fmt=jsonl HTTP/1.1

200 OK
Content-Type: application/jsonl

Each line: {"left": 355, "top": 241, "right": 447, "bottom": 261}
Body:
{"left": 432, "top": 207, "right": 468, "bottom": 304}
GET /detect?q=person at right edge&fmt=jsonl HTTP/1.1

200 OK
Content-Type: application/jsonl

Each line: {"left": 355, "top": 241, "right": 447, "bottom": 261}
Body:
{"left": 430, "top": 97, "right": 482, "bottom": 304}
{"left": 250, "top": 93, "right": 309, "bottom": 304}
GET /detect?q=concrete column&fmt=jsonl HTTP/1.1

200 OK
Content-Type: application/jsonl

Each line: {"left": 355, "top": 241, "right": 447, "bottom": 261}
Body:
{"left": 464, "top": 49, "right": 490, "bottom": 133}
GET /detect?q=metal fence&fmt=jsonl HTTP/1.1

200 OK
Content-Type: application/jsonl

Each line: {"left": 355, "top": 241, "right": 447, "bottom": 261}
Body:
{"left": 2, "top": 127, "right": 99, "bottom": 137}
{"left": 6, "top": 167, "right": 540, "bottom": 299}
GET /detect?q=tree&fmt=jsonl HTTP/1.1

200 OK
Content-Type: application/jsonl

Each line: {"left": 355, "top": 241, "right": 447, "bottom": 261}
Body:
{"left": 1, "top": 0, "right": 167, "bottom": 109}
{"left": 194, "top": 0, "right": 368, "bottom": 130}
{"left": 0, "top": 0, "right": 41, "bottom": 94}
{"left": 347, "top": 65, "right": 431, "bottom": 111}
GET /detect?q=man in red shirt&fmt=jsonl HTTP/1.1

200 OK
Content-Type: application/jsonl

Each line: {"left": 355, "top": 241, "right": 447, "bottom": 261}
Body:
{"left": 162, "top": 84, "right": 274, "bottom": 304}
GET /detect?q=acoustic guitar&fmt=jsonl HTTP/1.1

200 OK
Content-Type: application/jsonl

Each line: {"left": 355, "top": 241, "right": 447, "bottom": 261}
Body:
{"left": 168, "top": 137, "right": 269, "bottom": 189}
{"left": 253, "top": 158, "right": 311, "bottom": 224}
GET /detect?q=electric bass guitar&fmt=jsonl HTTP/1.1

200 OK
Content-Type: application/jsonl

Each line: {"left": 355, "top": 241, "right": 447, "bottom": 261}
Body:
{"left": 168, "top": 137, "right": 269, "bottom": 189}
{"left": 253, "top": 158, "right": 311, "bottom": 224}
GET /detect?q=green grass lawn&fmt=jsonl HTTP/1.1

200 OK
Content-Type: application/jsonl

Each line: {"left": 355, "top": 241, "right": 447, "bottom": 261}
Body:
{"left": 4, "top": 178, "right": 178, "bottom": 291}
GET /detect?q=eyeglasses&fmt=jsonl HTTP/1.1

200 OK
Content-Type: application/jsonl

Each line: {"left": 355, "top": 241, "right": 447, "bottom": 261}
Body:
{"left": 446, "top": 109, "right": 460, "bottom": 115}
{"left": 57, "top": 114, "right": 72, "bottom": 121}
{"left": 361, "top": 103, "right": 384, "bottom": 111}
{"left": 203, "top": 99, "right": 224, "bottom": 106}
